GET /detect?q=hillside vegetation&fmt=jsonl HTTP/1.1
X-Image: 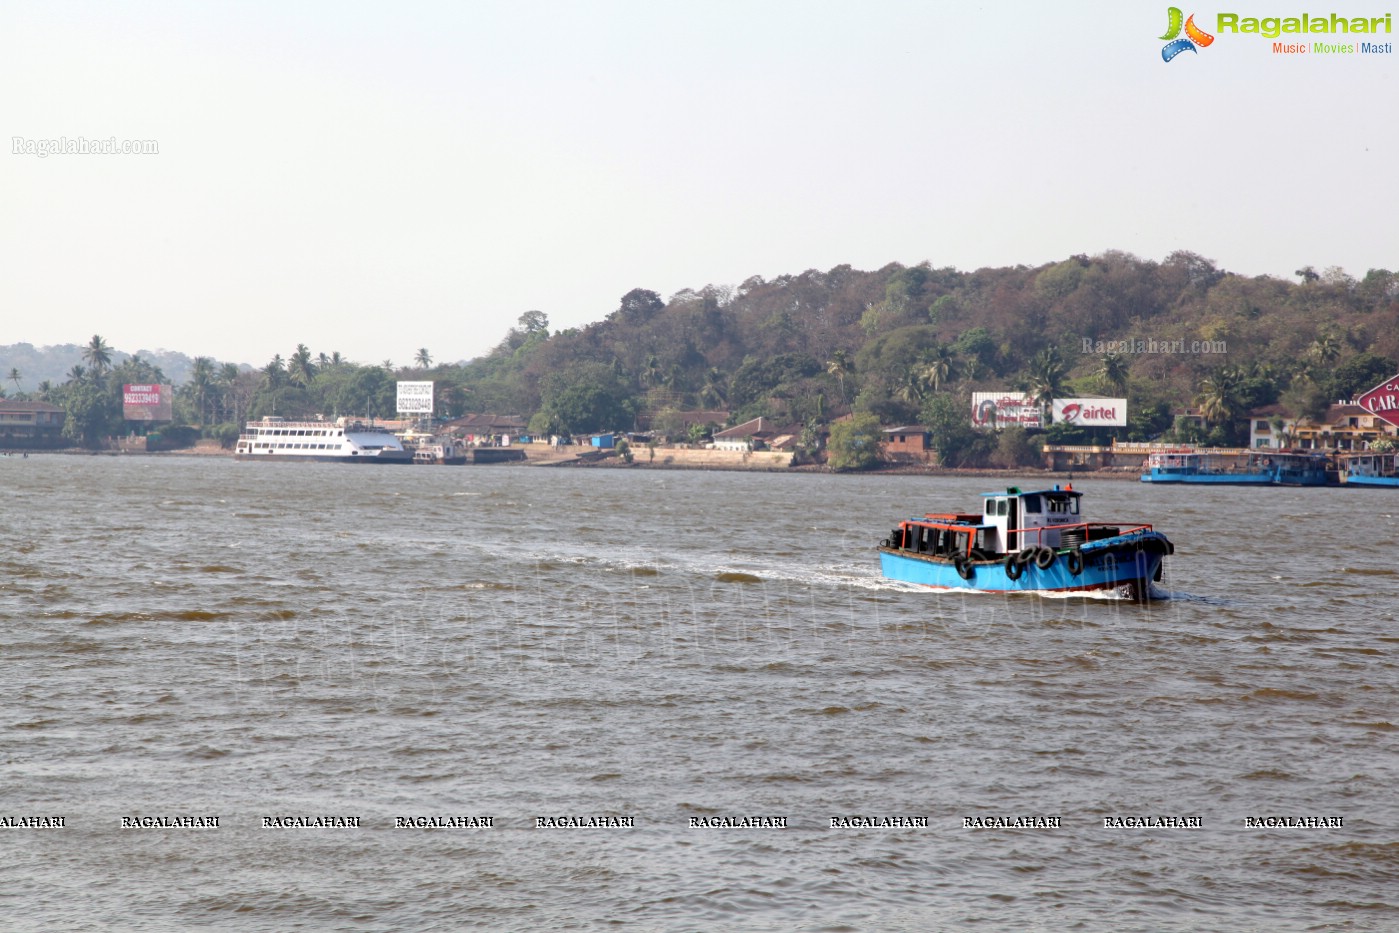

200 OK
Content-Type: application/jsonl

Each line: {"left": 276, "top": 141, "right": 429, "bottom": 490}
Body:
{"left": 8, "top": 251, "right": 1398, "bottom": 457}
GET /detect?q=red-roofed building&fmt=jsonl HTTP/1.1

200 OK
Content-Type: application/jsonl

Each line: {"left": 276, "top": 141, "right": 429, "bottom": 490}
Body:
{"left": 1249, "top": 402, "right": 1398, "bottom": 450}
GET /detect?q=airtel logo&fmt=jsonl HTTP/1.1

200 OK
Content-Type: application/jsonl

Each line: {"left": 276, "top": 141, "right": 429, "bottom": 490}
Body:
{"left": 1061, "top": 404, "right": 1117, "bottom": 422}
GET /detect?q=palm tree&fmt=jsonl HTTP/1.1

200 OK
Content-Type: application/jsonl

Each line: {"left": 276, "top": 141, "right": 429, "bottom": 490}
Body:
{"left": 1196, "top": 367, "right": 1243, "bottom": 430}
{"left": 219, "top": 363, "right": 242, "bottom": 423}
{"left": 83, "top": 335, "right": 112, "bottom": 375}
{"left": 826, "top": 350, "right": 853, "bottom": 404}
{"left": 67, "top": 364, "right": 87, "bottom": 383}
{"left": 699, "top": 368, "right": 728, "bottom": 409}
{"left": 414, "top": 348, "right": 432, "bottom": 370}
{"left": 1093, "top": 352, "right": 1130, "bottom": 396}
{"left": 188, "top": 356, "right": 216, "bottom": 424}
{"left": 288, "top": 344, "right": 316, "bottom": 387}
{"left": 1307, "top": 331, "right": 1342, "bottom": 368}
{"left": 8, "top": 368, "right": 21, "bottom": 392}
{"left": 920, "top": 345, "right": 956, "bottom": 394}
{"left": 894, "top": 369, "right": 925, "bottom": 407}
{"left": 262, "top": 355, "right": 286, "bottom": 387}
{"left": 36, "top": 380, "right": 53, "bottom": 401}
{"left": 1025, "top": 347, "right": 1067, "bottom": 421}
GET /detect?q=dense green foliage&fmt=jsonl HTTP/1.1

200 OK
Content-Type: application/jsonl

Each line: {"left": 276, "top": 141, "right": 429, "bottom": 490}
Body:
{"left": 12, "top": 252, "right": 1398, "bottom": 460}
{"left": 827, "top": 413, "right": 884, "bottom": 472}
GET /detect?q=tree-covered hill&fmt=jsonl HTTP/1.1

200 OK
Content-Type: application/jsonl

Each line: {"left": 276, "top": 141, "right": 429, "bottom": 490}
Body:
{"left": 9, "top": 250, "right": 1398, "bottom": 455}
{"left": 451, "top": 251, "right": 1398, "bottom": 449}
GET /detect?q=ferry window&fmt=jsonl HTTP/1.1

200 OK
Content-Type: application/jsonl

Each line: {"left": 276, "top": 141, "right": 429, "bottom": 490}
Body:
{"left": 995, "top": 499, "right": 1007, "bottom": 517}
{"left": 1022, "top": 494, "right": 1041, "bottom": 513}
{"left": 985, "top": 500, "right": 995, "bottom": 515}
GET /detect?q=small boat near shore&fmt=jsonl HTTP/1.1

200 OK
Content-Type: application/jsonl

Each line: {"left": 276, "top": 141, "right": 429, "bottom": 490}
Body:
{"left": 234, "top": 416, "right": 413, "bottom": 463}
{"left": 398, "top": 430, "right": 467, "bottom": 465}
{"left": 877, "top": 485, "right": 1174, "bottom": 600}
{"left": 1337, "top": 450, "right": 1399, "bottom": 488}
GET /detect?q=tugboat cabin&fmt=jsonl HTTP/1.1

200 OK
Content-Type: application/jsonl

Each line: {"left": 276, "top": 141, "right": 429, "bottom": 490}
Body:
{"left": 889, "top": 486, "right": 1093, "bottom": 561}
{"left": 981, "top": 486, "right": 1081, "bottom": 554}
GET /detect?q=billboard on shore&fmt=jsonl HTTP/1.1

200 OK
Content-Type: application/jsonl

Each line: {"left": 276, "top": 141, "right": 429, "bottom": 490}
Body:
{"left": 1052, "top": 397, "right": 1127, "bottom": 427}
{"left": 396, "top": 381, "right": 434, "bottom": 414}
{"left": 122, "top": 384, "right": 173, "bottom": 421}
{"left": 1356, "top": 373, "right": 1399, "bottom": 428}
{"left": 972, "top": 392, "right": 1041, "bottom": 429}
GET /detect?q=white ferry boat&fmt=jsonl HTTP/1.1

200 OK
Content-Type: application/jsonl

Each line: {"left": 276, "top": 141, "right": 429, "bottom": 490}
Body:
{"left": 234, "top": 417, "right": 413, "bottom": 463}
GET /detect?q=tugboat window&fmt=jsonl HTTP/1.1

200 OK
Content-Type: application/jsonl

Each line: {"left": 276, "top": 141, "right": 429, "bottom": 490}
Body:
{"left": 1022, "top": 494, "right": 1041, "bottom": 513}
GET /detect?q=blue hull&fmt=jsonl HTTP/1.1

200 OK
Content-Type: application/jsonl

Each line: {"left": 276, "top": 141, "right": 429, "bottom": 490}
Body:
{"left": 1140, "top": 470, "right": 1272, "bottom": 485}
{"left": 1141, "top": 467, "right": 1331, "bottom": 486}
{"left": 1344, "top": 475, "right": 1399, "bottom": 488}
{"left": 879, "top": 534, "right": 1169, "bottom": 599}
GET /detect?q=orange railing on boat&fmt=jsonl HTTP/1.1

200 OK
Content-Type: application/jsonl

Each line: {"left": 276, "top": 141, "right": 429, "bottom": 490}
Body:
{"left": 893, "top": 519, "right": 1154, "bottom": 559}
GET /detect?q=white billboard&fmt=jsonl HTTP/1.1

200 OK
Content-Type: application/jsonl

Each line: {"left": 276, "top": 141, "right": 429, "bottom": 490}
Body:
{"left": 1052, "top": 397, "right": 1127, "bottom": 427}
{"left": 972, "top": 392, "right": 1041, "bottom": 429}
{"left": 396, "top": 381, "right": 434, "bottom": 414}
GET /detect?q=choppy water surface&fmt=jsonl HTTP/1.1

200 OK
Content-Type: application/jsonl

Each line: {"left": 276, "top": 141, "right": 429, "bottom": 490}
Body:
{"left": 3, "top": 455, "right": 1397, "bottom": 932}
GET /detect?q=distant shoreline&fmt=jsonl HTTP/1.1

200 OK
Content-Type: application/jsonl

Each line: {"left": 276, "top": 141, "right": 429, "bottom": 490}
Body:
{"left": 5, "top": 445, "right": 1144, "bottom": 480}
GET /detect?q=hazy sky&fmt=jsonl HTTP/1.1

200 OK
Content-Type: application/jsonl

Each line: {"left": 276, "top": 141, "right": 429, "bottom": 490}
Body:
{"left": 5, "top": 1, "right": 1396, "bottom": 367}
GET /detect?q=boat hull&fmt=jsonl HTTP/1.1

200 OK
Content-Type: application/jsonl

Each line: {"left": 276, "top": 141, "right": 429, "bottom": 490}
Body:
{"left": 1140, "top": 470, "right": 1273, "bottom": 485}
{"left": 879, "top": 535, "right": 1170, "bottom": 600}
{"left": 233, "top": 451, "right": 413, "bottom": 464}
{"left": 1343, "top": 475, "right": 1399, "bottom": 488}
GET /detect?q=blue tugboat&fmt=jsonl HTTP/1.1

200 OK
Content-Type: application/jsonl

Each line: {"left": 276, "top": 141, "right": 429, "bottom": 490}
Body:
{"left": 878, "top": 485, "right": 1174, "bottom": 601}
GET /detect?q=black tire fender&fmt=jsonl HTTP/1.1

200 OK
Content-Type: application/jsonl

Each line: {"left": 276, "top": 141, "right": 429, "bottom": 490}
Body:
{"left": 1034, "top": 546, "right": 1056, "bottom": 570}
{"left": 1067, "top": 548, "right": 1084, "bottom": 576}
{"left": 1004, "top": 554, "right": 1024, "bottom": 580}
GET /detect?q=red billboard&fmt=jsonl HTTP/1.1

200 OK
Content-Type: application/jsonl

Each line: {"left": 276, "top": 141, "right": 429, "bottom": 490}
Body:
{"left": 1356, "top": 373, "right": 1399, "bottom": 428}
{"left": 123, "top": 384, "right": 173, "bottom": 421}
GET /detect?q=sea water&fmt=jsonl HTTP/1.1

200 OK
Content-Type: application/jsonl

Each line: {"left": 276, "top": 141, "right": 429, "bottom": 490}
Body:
{"left": 2, "top": 455, "right": 1397, "bottom": 931}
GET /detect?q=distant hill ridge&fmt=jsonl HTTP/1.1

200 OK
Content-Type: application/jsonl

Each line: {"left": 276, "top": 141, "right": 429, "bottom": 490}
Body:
{"left": 0, "top": 344, "right": 228, "bottom": 392}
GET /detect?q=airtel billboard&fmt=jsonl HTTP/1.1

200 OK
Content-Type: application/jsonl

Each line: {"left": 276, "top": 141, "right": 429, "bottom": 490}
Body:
{"left": 1052, "top": 397, "right": 1127, "bottom": 427}
{"left": 1356, "top": 373, "right": 1399, "bottom": 428}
